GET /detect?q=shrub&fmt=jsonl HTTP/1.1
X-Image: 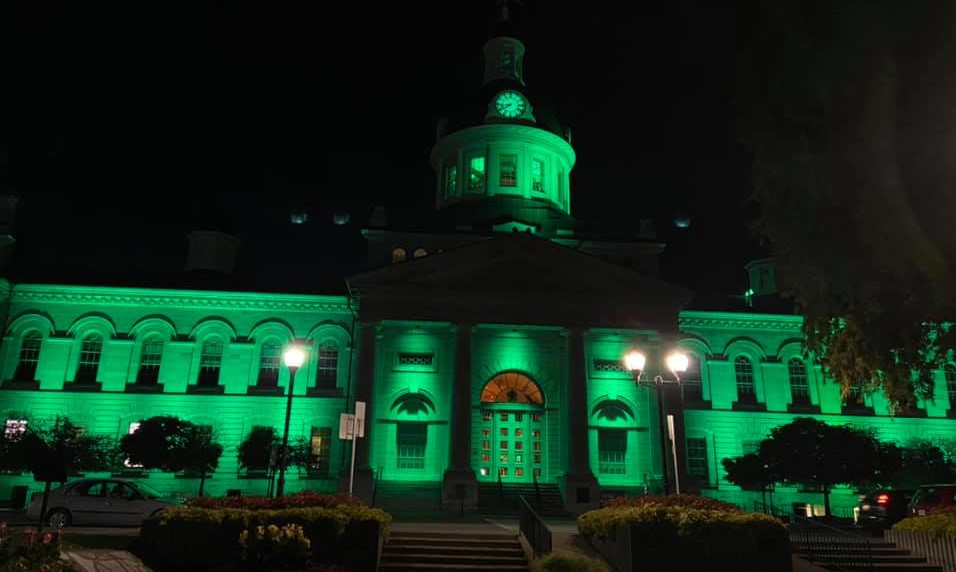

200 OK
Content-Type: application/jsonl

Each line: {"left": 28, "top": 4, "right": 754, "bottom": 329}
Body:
{"left": 605, "top": 494, "right": 741, "bottom": 512}
{"left": 577, "top": 504, "right": 784, "bottom": 540}
{"left": 531, "top": 550, "right": 609, "bottom": 572}
{"left": 893, "top": 511, "right": 956, "bottom": 536}
{"left": 0, "top": 523, "right": 75, "bottom": 572}
{"left": 186, "top": 491, "right": 362, "bottom": 511}
{"left": 240, "top": 523, "right": 311, "bottom": 570}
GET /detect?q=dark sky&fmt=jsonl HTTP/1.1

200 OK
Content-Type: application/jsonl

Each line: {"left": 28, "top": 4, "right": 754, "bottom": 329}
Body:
{"left": 0, "top": 1, "right": 762, "bottom": 295}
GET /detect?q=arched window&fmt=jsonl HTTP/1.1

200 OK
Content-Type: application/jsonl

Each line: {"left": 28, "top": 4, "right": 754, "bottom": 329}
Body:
{"left": 14, "top": 331, "right": 42, "bottom": 381}
{"left": 257, "top": 340, "right": 281, "bottom": 387}
{"left": 391, "top": 248, "right": 406, "bottom": 263}
{"left": 136, "top": 338, "right": 164, "bottom": 385}
{"left": 945, "top": 365, "right": 956, "bottom": 406}
{"left": 413, "top": 248, "right": 427, "bottom": 258}
{"left": 75, "top": 334, "right": 103, "bottom": 384}
{"left": 480, "top": 371, "right": 544, "bottom": 405}
{"left": 788, "top": 358, "right": 810, "bottom": 405}
{"left": 734, "top": 356, "right": 755, "bottom": 402}
{"left": 316, "top": 342, "right": 338, "bottom": 389}
{"left": 198, "top": 337, "right": 223, "bottom": 387}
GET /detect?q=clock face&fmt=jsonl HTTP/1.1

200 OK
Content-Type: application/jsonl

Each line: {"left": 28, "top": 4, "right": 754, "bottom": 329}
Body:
{"left": 495, "top": 91, "right": 527, "bottom": 119}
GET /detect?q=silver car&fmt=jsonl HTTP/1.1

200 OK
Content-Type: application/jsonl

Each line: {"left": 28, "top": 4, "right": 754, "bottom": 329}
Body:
{"left": 26, "top": 478, "right": 175, "bottom": 527}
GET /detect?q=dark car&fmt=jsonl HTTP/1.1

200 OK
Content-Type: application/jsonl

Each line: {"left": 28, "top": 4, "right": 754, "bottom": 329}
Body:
{"left": 908, "top": 484, "right": 956, "bottom": 516}
{"left": 26, "top": 478, "right": 176, "bottom": 527}
{"left": 854, "top": 489, "right": 913, "bottom": 529}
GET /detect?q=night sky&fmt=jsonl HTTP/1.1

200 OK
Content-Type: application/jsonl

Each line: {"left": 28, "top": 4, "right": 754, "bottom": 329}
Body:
{"left": 0, "top": 1, "right": 762, "bottom": 296}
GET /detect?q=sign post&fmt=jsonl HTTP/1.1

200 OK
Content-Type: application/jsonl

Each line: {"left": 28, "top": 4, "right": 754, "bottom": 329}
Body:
{"left": 340, "top": 401, "right": 366, "bottom": 497}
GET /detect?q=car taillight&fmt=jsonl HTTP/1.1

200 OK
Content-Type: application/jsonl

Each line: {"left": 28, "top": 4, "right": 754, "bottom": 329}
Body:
{"left": 877, "top": 494, "right": 890, "bottom": 505}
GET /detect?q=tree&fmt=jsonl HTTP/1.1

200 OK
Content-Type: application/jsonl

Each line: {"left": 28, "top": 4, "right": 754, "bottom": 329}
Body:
{"left": 121, "top": 416, "right": 223, "bottom": 496}
{"left": 885, "top": 439, "right": 956, "bottom": 490}
{"left": 237, "top": 426, "right": 278, "bottom": 473}
{"left": 722, "top": 452, "right": 777, "bottom": 508}
{"left": 735, "top": 0, "right": 956, "bottom": 412}
{"left": 750, "top": 418, "right": 897, "bottom": 517}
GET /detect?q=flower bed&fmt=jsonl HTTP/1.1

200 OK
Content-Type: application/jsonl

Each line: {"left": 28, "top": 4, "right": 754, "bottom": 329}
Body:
{"left": 0, "top": 523, "right": 75, "bottom": 572}
{"left": 578, "top": 495, "right": 790, "bottom": 572}
{"left": 137, "top": 494, "right": 390, "bottom": 572}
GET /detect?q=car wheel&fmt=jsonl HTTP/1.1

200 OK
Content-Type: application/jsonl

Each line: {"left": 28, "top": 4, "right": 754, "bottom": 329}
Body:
{"left": 47, "top": 508, "right": 71, "bottom": 528}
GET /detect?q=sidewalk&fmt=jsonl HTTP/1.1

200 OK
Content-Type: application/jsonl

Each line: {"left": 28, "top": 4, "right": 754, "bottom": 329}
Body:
{"left": 62, "top": 549, "right": 152, "bottom": 572}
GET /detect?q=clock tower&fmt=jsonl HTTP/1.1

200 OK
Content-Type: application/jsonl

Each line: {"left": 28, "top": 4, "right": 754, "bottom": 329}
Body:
{"left": 429, "top": 11, "right": 576, "bottom": 236}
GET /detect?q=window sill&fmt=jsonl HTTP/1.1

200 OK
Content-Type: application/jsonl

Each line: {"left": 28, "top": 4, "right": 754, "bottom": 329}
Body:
{"left": 1, "top": 379, "right": 40, "bottom": 390}
{"left": 247, "top": 386, "right": 285, "bottom": 396}
{"left": 897, "top": 408, "right": 927, "bottom": 418}
{"left": 731, "top": 401, "right": 767, "bottom": 412}
{"left": 62, "top": 381, "right": 102, "bottom": 392}
{"left": 306, "top": 387, "right": 343, "bottom": 398}
{"left": 787, "top": 403, "right": 821, "bottom": 414}
{"left": 186, "top": 385, "right": 225, "bottom": 395}
{"left": 125, "top": 383, "right": 164, "bottom": 394}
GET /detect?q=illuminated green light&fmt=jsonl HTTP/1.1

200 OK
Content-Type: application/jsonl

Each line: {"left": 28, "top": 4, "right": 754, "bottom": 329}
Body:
{"left": 494, "top": 90, "right": 527, "bottom": 118}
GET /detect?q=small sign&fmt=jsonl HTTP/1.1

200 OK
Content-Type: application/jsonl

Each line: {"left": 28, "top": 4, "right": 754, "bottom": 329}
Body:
{"left": 339, "top": 413, "right": 355, "bottom": 440}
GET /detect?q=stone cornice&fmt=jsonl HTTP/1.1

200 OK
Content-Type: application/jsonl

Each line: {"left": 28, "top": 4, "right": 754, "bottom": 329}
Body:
{"left": 679, "top": 311, "right": 804, "bottom": 333}
{"left": 11, "top": 285, "right": 352, "bottom": 314}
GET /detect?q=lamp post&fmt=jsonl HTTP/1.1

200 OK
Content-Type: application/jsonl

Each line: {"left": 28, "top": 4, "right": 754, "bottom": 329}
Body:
{"left": 624, "top": 350, "right": 688, "bottom": 495}
{"left": 276, "top": 345, "right": 306, "bottom": 498}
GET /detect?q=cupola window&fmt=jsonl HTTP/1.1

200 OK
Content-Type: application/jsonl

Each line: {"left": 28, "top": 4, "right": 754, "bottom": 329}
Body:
{"left": 443, "top": 163, "right": 458, "bottom": 198}
{"left": 531, "top": 159, "right": 544, "bottom": 192}
{"left": 468, "top": 156, "right": 486, "bottom": 191}
{"left": 500, "top": 154, "right": 517, "bottom": 187}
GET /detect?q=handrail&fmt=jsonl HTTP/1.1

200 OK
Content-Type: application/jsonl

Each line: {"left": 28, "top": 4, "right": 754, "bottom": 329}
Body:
{"left": 789, "top": 514, "right": 874, "bottom": 572}
{"left": 518, "top": 494, "right": 552, "bottom": 558}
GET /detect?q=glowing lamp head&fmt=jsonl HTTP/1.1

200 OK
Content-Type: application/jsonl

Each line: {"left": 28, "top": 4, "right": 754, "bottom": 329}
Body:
{"left": 624, "top": 351, "right": 646, "bottom": 373}
{"left": 283, "top": 346, "right": 306, "bottom": 370}
{"left": 666, "top": 352, "right": 689, "bottom": 376}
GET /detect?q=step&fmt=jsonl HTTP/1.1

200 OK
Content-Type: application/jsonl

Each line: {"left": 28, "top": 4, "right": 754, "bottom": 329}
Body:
{"left": 386, "top": 545, "right": 525, "bottom": 557}
{"left": 379, "top": 565, "right": 528, "bottom": 572}
{"left": 382, "top": 553, "right": 527, "bottom": 566}
{"left": 389, "top": 538, "right": 523, "bottom": 549}
{"left": 390, "top": 532, "right": 519, "bottom": 541}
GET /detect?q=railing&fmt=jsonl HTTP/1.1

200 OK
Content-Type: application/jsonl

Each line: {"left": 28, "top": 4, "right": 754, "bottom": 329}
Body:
{"left": 518, "top": 494, "right": 552, "bottom": 558}
{"left": 789, "top": 514, "right": 874, "bottom": 572}
{"left": 753, "top": 500, "right": 792, "bottom": 523}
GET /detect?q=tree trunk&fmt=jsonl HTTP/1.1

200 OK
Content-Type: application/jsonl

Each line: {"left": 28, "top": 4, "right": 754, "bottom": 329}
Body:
{"left": 823, "top": 487, "right": 831, "bottom": 518}
{"left": 199, "top": 470, "right": 207, "bottom": 497}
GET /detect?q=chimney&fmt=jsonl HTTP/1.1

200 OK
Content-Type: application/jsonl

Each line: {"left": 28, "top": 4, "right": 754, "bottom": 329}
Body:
{"left": 185, "top": 230, "right": 240, "bottom": 274}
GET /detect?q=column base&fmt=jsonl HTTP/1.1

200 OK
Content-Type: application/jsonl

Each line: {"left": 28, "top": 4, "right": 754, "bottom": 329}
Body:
{"left": 338, "top": 467, "right": 375, "bottom": 506}
{"left": 441, "top": 468, "right": 478, "bottom": 513}
{"left": 559, "top": 472, "right": 600, "bottom": 515}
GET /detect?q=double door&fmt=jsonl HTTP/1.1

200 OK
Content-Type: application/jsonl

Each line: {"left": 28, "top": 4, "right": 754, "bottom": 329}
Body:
{"left": 478, "top": 407, "right": 543, "bottom": 482}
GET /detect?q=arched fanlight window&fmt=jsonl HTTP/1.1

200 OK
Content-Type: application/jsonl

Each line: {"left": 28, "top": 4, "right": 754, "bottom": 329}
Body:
{"left": 14, "top": 331, "right": 43, "bottom": 381}
{"left": 136, "top": 337, "right": 164, "bottom": 385}
{"left": 413, "top": 248, "right": 427, "bottom": 258}
{"left": 592, "top": 399, "right": 635, "bottom": 423}
{"left": 257, "top": 340, "right": 281, "bottom": 387}
{"left": 734, "top": 356, "right": 755, "bottom": 401}
{"left": 391, "top": 248, "right": 406, "bottom": 263}
{"left": 76, "top": 334, "right": 103, "bottom": 384}
{"left": 198, "top": 337, "right": 223, "bottom": 386}
{"left": 480, "top": 371, "right": 544, "bottom": 405}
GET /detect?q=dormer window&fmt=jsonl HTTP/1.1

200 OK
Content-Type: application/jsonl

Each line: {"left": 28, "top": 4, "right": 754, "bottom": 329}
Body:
{"left": 500, "top": 154, "right": 517, "bottom": 187}
{"left": 443, "top": 163, "right": 458, "bottom": 198}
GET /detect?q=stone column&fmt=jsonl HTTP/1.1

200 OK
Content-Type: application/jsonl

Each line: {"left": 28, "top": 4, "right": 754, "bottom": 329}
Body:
{"left": 442, "top": 322, "right": 478, "bottom": 511}
{"left": 340, "top": 321, "right": 376, "bottom": 503}
{"left": 560, "top": 327, "right": 600, "bottom": 513}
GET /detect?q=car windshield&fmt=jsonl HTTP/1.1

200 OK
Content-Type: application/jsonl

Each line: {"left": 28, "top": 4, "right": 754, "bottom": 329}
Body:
{"left": 133, "top": 482, "right": 165, "bottom": 500}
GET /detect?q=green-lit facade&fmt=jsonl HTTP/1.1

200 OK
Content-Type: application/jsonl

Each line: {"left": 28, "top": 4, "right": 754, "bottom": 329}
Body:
{"left": 2, "top": 26, "right": 956, "bottom": 517}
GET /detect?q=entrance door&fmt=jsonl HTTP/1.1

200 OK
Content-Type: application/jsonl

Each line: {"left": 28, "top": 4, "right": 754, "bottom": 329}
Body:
{"left": 478, "top": 408, "right": 543, "bottom": 483}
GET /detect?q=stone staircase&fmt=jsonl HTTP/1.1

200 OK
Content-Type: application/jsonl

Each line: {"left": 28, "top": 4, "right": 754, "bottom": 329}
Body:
{"left": 373, "top": 480, "right": 442, "bottom": 513}
{"left": 477, "top": 482, "right": 566, "bottom": 516}
{"left": 792, "top": 532, "right": 944, "bottom": 571}
{"left": 379, "top": 530, "right": 528, "bottom": 572}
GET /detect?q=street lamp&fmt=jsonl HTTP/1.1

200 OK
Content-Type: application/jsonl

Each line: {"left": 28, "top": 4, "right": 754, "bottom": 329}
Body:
{"left": 276, "top": 345, "right": 306, "bottom": 498}
{"left": 623, "top": 349, "right": 688, "bottom": 495}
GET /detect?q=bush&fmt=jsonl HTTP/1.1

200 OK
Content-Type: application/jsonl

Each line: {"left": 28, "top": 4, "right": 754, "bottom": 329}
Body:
{"left": 186, "top": 492, "right": 362, "bottom": 511}
{"left": 240, "top": 523, "right": 311, "bottom": 570}
{"left": 577, "top": 503, "right": 784, "bottom": 540}
{"left": 893, "top": 511, "right": 956, "bottom": 536}
{"left": 531, "top": 550, "right": 609, "bottom": 572}
{"left": 604, "top": 494, "right": 741, "bottom": 512}
{"left": 0, "top": 523, "right": 76, "bottom": 572}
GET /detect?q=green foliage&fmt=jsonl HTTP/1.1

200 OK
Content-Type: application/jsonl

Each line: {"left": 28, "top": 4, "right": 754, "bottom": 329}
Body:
{"left": 885, "top": 439, "right": 956, "bottom": 490}
{"left": 604, "top": 494, "right": 740, "bottom": 512}
{"left": 186, "top": 491, "right": 361, "bottom": 511}
{"left": 530, "top": 550, "right": 609, "bottom": 572}
{"left": 893, "top": 509, "right": 956, "bottom": 536}
{"left": 735, "top": 0, "right": 956, "bottom": 412}
{"left": 121, "top": 416, "right": 223, "bottom": 495}
{"left": 722, "top": 453, "right": 777, "bottom": 492}
{"left": 0, "top": 524, "right": 76, "bottom": 572}
{"left": 239, "top": 523, "right": 310, "bottom": 570}
{"left": 577, "top": 503, "right": 786, "bottom": 541}
{"left": 237, "top": 427, "right": 278, "bottom": 471}
{"left": 1, "top": 416, "right": 121, "bottom": 479}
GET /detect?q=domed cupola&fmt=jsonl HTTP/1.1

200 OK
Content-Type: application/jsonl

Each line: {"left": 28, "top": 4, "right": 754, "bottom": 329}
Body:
{"left": 429, "top": 6, "right": 576, "bottom": 235}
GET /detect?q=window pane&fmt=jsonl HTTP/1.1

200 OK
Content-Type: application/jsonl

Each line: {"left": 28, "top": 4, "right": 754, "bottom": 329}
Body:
{"left": 76, "top": 335, "right": 103, "bottom": 384}
{"left": 257, "top": 342, "right": 281, "bottom": 387}
{"left": 396, "top": 423, "right": 426, "bottom": 469}
{"left": 137, "top": 338, "right": 164, "bottom": 384}
{"left": 687, "top": 437, "right": 708, "bottom": 480}
{"left": 734, "top": 356, "right": 754, "bottom": 400}
{"left": 317, "top": 344, "right": 338, "bottom": 388}
{"left": 499, "top": 154, "right": 517, "bottom": 187}
{"left": 310, "top": 427, "right": 332, "bottom": 474}
{"left": 198, "top": 338, "right": 223, "bottom": 386}
{"left": 531, "top": 159, "right": 544, "bottom": 192}
{"left": 444, "top": 164, "right": 457, "bottom": 197}
{"left": 598, "top": 428, "right": 627, "bottom": 475}
{"left": 468, "top": 156, "right": 486, "bottom": 190}
{"left": 15, "top": 332, "right": 42, "bottom": 380}
{"left": 788, "top": 358, "right": 810, "bottom": 404}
